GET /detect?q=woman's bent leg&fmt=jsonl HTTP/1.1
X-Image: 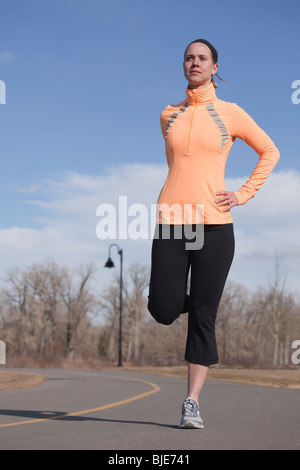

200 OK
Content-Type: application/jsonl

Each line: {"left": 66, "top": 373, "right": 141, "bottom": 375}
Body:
{"left": 148, "top": 224, "right": 190, "bottom": 325}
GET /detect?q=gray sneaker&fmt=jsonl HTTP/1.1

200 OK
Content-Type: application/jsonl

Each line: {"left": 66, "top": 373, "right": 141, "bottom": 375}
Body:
{"left": 179, "top": 397, "right": 204, "bottom": 429}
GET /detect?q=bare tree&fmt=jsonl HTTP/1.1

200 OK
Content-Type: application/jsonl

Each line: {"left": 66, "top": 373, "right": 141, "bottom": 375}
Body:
{"left": 216, "top": 281, "right": 249, "bottom": 364}
{"left": 62, "top": 263, "right": 97, "bottom": 358}
{"left": 0, "top": 261, "right": 99, "bottom": 363}
{"left": 98, "top": 281, "right": 122, "bottom": 362}
{"left": 122, "top": 263, "right": 149, "bottom": 362}
{"left": 98, "top": 263, "right": 150, "bottom": 364}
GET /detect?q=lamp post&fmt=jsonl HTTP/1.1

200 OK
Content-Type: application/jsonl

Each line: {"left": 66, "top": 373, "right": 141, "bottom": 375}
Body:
{"left": 104, "top": 243, "right": 123, "bottom": 367}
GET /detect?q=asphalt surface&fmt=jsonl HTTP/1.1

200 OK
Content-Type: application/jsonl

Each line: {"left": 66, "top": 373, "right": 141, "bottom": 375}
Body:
{"left": 0, "top": 368, "right": 299, "bottom": 450}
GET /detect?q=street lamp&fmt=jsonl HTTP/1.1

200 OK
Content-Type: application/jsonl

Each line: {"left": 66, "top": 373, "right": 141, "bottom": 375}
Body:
{"left": 104, "top": 243, "right": 123, "bottom": 367}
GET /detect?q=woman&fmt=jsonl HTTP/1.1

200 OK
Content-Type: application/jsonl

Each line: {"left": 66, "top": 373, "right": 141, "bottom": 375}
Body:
{"left": 148, "top": 39, "right": 280, "bottom": 429}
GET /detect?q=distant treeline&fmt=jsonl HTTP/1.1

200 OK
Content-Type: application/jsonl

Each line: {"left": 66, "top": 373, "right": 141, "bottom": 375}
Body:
{"left": 0, "top": 259, "right": 299, "bottom": 368}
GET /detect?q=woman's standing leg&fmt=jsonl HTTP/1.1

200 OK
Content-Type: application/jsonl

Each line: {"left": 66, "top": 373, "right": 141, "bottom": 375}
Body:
{"left": 187, "top": 363, "right": 209, "bottom": 402}
{"left": 180, "top": 224, "right": 235, "bottom": 427}
{"left": 186, "top": 224, "right": 234, "bottom": 364}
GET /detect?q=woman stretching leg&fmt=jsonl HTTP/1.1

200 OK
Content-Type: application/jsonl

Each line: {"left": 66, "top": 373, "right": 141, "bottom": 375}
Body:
{"left": 148, "top": 39, "right": 279, "bottom": 428}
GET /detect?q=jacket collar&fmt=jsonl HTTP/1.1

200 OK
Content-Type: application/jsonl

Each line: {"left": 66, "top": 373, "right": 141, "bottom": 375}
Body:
{"left": 186, "top": 82, "right": 217, "bottom": 105}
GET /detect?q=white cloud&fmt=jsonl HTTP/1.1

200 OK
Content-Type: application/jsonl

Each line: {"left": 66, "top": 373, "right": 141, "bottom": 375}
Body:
{"left": 0, "top": 165, "right": 299, "bottom": 296}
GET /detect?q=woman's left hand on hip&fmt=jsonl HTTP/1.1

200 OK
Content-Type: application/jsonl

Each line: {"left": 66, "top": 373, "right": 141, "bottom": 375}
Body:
{"left": 215, "top": 191, "right": 239, "bottom": 212}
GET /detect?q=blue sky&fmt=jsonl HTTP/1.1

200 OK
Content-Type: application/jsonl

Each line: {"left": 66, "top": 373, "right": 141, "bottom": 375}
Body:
{"left": 0, "top": 0, "right": 299, "bottom": 297}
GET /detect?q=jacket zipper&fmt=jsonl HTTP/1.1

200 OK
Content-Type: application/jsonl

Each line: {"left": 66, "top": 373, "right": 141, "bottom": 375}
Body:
{"left": 185, "top": 98, "right": 197, "bottom": 156}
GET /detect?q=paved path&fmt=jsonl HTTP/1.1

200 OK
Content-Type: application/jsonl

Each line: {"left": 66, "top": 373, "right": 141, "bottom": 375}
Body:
{"left": 0, "top": 368, "right": 299, "bottom": 450}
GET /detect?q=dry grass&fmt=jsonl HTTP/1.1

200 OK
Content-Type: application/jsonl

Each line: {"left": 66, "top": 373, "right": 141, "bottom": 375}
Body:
{"left": 120, "top": 366, "right": 300, "bottom": 389}
{"left": 0, "top": 370, "right": 45, "bottom": 391}
{"left": 208, "top": 367, "right": 300, "bottom": 389}
{"left": 0, "top": 365, "right": 299, "bottom": 391}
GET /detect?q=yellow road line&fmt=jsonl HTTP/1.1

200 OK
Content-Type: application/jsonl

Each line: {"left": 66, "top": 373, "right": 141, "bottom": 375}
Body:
{"left": 0, "top": 376, "right": 161, "bottom": 429}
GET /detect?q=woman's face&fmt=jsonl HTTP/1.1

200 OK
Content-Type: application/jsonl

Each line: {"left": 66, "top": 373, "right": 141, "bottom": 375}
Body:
{"left": 183, "top": 42, "right": 218, "bottom": 89}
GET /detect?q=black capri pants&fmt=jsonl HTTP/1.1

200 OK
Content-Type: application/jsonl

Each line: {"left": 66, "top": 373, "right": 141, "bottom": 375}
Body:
{"left": 147, "top": 223, "right": 235, "bottom": 366}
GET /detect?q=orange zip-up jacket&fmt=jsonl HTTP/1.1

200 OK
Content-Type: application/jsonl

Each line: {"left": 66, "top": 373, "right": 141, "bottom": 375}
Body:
{"left": 157, "top": 83, "right": 280, "bottom": 225}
